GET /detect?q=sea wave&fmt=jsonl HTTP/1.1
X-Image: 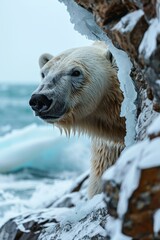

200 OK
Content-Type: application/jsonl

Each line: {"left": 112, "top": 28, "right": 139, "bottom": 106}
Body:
{"left": 0, "top": 124, "right": 90, "bottom": 174}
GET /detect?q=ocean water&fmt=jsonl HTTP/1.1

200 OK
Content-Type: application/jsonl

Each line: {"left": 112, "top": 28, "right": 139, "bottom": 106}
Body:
{"left": 0, "top": 84, "right": 40, "bottom": 136}
{"left": 0, "top": 84, "right": 90, "bottom": 227}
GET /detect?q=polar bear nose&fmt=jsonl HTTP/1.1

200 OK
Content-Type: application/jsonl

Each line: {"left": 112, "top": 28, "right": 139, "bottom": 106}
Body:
{"left": 29, "top": 94, "right": 52, "bottom": 113}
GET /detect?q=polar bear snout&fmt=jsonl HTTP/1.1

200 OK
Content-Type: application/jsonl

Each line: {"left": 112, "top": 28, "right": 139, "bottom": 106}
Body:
{"left": 29, "top": 94, "right": 52, "bottom": 114}
{"left": 29, "top": 93, "right": 68, "bottom": 122}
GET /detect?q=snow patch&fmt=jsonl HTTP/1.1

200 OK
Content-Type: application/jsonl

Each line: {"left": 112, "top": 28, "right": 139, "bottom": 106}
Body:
{"left": 156, "top": 79, "right": 160, "bottom": 86}
{"left": 147, "top": 114, "right": 160, "bottom": 136}
{"left": 106, "top": 217, "right": 131, "bottom": 240}
{"left": 139, "top": 18, "right": 160, "bottom": 59}
{"left": 154, "top": 209, "right": 160, "bottom": 235}
{"left": 61, "top": 194, "right": 105, "bottom": 225}
{"left": 113, "top": 10, "right": 144, "bottom": 33}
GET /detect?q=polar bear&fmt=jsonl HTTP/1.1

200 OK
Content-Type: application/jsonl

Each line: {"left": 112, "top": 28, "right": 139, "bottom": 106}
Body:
{"left": 29, "top": 42, "right": 126, "bottom": 198}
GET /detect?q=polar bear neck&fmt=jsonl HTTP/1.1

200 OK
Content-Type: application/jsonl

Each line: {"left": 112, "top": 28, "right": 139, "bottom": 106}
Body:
{"left": 58, "top": 75, "right": 126, "bottom": 144}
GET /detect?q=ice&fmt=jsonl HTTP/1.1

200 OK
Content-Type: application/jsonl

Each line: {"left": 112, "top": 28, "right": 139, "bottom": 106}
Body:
{"left": 139, "top": 18, "right": 160, "bottom": 59}
{"left": 59, "top": 0, "right": 137, "bottom": 147}
{"left": 113, "top": 10, "right": 144, "bottom": 33}
{"left": 0, "top": 124, "right": 90, "bottom": 173}
{"left": 154, "top": 209, "right": 160, "bottom": 235}
{"left": 110, "top": 47, "right": 137, "bottom": 146}
{"left": 58, "top": 0, "right": 101, "bottom": 41}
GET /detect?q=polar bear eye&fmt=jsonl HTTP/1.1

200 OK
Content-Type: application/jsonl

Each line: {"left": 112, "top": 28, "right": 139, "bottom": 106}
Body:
{"left": 71, "top": 70, "right": 81, "bottom": 77}
{"left": 41, "top": 72, "right": 45, "bottom": 79}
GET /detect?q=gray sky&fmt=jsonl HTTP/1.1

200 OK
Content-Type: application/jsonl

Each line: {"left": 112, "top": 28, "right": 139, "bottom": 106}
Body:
{"left": 0, "top": 0, "right": 92, "bottom": 84}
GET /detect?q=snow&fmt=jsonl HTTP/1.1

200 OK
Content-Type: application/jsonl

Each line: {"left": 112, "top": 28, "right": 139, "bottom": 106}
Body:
{"left": 138, "top": 138, "right": 160, "bottom": 169}
{"left": 139, "top": 18, "right": 160, "bottom": 59}
{"left": 135, "top": 91, "right": 159, "bottom": 140}
{"left": 156, "top": 79, "right": 160, "bottom": 85}
{"left": 8, "top": 191, "right": 107, "bottom": 240}
{"left": 103, "top": 139, "right": 148, "bottom": 183}
{"left": 0, "top": 124, "right": 90, "bottom": 173}
{"left": 39, "top": 194, "right": 107, "bottom": 240}
{"left": 106, "top": 217, "right": 131, "bottom": 240}
{"left": 147, "top": 114, "right": 160, "bottom": 135}
{"left": 103, "top": 140, "right": 146, "bottom": 216}
{"left": 14, "top": 207, "right": 70, "bottom": 235}
{"left": 67, "top": 170, "right": 89, "bottom": 192}
{"left": 154, "top": 209, "right": 160, "bottom": 235}
{"left": 59, "top": 0, "right": 137, "bottom": 147}
{"left": 113, "top": 10, "right": 144, "bottom": 33}
{"left": 61, "top": 193, "right": 105, "bottom": 224}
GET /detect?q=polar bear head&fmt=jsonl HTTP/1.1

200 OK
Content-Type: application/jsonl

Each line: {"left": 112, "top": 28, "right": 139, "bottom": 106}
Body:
{"left": 29, "top": 43, "right": 121, "bottom": 137}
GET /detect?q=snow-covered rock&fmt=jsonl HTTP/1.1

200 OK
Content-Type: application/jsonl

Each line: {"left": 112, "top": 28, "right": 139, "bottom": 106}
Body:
{"left": 103, "top": 115, "right": 160, "bottom": 239}
{"left": 0, "top": 173, "right": 108, "bottom": 240}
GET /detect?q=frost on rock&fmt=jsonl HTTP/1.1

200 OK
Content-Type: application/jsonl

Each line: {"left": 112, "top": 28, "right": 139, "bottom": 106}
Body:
{"left": 139, "top": 18, "right": 160, "bottom": 59}
{"left": 113, "top": 10, "right": 144, "bottom": 33}
{"left": 135, "top": 90, "right": 159, "bottom": 140}
{"left": 59, "top": 0, "right": 137, "bottom": 147}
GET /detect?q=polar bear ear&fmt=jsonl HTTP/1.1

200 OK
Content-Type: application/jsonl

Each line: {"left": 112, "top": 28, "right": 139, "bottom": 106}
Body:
{"left": 106, "top": 50, "right": 113, "bottom": 63}
{"left": 39, "top": 53, "right": 53, "bottom": 68}
{"left": 106, "top": 50, "right": 118, "bottom": 70}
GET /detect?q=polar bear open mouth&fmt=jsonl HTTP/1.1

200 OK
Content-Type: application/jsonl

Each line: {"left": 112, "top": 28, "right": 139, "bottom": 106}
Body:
{"left": 38, "top": 105, "right": 68, "bottom": 122}
{"left": 38, "top": 109, "right": 67, "bottom": 122}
